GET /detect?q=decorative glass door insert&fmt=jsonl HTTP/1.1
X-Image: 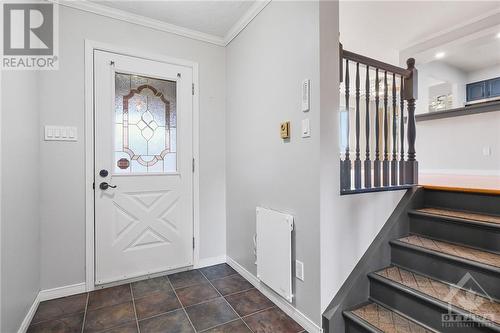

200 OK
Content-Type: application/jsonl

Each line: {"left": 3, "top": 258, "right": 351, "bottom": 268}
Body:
{"left": 114, "top": 73, "right": 177, "bottom": 174}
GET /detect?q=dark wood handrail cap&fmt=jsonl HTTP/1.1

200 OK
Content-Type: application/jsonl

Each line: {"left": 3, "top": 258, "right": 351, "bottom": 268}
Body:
{"left": 407, "top": 58, "right": 415, "bottom": 69}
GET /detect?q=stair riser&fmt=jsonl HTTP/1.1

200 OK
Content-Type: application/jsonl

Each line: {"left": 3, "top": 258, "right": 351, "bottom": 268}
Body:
{"left": 410, "top": 215, "right": 500, "bottom": 252}
{"left": 391, "top": 243, "right": 500, "bottom": 300}
{"left": 424, "top": 190, "right": 500, "bottom": 216}
{"left": 343, "top": 315, "right": 382, "bottom": 333}
{"left": 370, "top": 276, "right": 498, "bottom": 333}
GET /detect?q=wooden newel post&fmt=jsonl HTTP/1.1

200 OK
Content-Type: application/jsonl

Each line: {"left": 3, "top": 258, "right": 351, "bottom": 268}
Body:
{"left": 403, "top": 58, "right": 418, "bottom": 184}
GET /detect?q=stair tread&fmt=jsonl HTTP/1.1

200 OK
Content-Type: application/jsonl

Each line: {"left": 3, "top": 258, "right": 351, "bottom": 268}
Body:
{"left": 375, "top": 266, "right": 500, "bottom": 325}
{"left": 397, "top": 235, "right": 500, "bottom": 268}
{"left": 348, "top": 302, "right": 434, "bottom": 333}
{"left": 416, "top": 207, "right": 500, "bottom": 225}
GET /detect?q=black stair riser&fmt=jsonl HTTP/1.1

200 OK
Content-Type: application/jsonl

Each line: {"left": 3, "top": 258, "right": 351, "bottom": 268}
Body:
{"left": 391, "top": 242, "right": 500, "bottom": 300}
{"left": 409, "top": 214, "right": 500, "bottom": 252}
{"left": 343, "top": 312, "right": 383, "bottom": 333}
{"left": 424, "top": 190, "right": 500, "bottom": 216}
{"left": 369, "top": 275, "right": 500, "bottom": 333}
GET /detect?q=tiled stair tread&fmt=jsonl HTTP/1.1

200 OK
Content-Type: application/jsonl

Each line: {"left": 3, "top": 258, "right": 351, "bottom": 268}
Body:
{"left": 417, "top": 207, "right": 500, "bottom": 225}
{"left": 375, "top": 266, "right": 500, "bottom": 325}
{"left": 398, "top": 235, "right": 500, "bottom": 268}
{"left": 349, "top": 302, "right": 434, "bottom": 333}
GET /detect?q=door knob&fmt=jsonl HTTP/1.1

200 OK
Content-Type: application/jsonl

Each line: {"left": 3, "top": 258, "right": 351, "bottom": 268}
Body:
{"left": 99, "top": 182, "right": 117, "bottom": 190}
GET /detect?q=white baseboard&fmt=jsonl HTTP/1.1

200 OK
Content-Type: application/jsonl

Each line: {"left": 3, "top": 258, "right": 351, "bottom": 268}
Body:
{"left": 18, "top": 282, "right": 87, "bottom": 333}
{"left": 17, "top": 293, "right": 40, "bottom": 333}
{"left": 194, "top": 254, "right": 227, "bottom": 269}
{"left": 226, "top": 256, "right": 323, "bottom": 333}
{"left": 38, "top": 282, "right": 87, "bottom": 302}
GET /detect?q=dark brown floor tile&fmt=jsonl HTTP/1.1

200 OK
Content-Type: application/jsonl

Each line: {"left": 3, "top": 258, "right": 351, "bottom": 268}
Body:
{"left": 27, "top": 313, "right": 84, "bottom": 333}
{"left": 225, "top": 289, "right": 274, "bottom": 317}
{"left": 139, "top": 309, "right": 195, "bottom": 333}
{"left": 200, "top": 264, "right": 237, "bottom": 280}
{"left": 203, "top": 320, "right": 252, "bottom": 333}
{"left": 83, "top": 301, "right": 135, "bottom": 333}
{"left": 211, "top": 274, "right": 253, "bottom": 296}
{"left": 99, "top": 321, "right": 139, "bottom": 333}
{"left": 87, "top": 284, "right": 132, "bottom": 311}
{"left": 134, "top": 290, "right": 182, "bottom": 320}
{"left": 185, "top": 297, "right": 238, "bottom": 332}
{"left": 244, "top": 307, "right": 304, "bottom": 333}
{"left": 32, "top": 293, "right": 88, "bottom": 324}
{"left": 131, "top": 275, "right": 171, "bottom": 299}
{"left": 176, "top": 283, "right": 220, "bottom": 307}
{"left": 169, "top": 270, "right": 208, "bottom": 289}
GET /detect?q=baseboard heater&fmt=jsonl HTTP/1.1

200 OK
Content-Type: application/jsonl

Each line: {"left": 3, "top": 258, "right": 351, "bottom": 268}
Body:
{"left": 256, "top": 207, "right": 294, "bottom": 302}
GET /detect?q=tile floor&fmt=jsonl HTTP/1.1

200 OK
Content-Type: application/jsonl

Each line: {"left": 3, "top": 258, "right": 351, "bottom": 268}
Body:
{"left": 28, "top": 263, "right": 306, "bottom": 333}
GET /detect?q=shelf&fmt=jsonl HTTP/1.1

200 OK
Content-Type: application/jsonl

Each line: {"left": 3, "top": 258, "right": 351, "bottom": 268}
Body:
{"left": 415, "top": 99, "right": 500, "bottom": 122}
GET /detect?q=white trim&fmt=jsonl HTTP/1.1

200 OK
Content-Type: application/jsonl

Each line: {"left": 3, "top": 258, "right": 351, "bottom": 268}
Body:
{"left": 38, "top": 283, "right": 87, "bottom": 302}
{"left": 50, "top": 0, "right": 271, "bottom": 46}
{"left": 18, "top": 283, "right": 86, "bottom": 333}
{"left": 225, "top": 1, "right": 271, "bottom": 45}
{"left": 194, "top": 255, "right": 227, "bottom": 269}
{"left": 51, "top": 0, "right": 225, "bottom": 46}
{"left": 84, "top": 40, "right": 200, "bottom": 291}
{"left": 17, "top": 293, "right": 39, "bottom": 333}
{"left": 420, "top": 169, "right": 500, "bottom": 177}
{"left": 226, "top": 256, "right": 323, "bottom": 333}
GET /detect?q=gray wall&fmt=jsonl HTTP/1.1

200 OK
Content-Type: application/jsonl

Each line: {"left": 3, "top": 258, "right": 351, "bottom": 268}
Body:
{"left": 226, "top": 1, "right": 322, "bottom": 324}
{"left": 39, "top": 6, "right": 227, "bottom": 290}
{"left": 1, "top": 71, "right": 41, "bottom": 332}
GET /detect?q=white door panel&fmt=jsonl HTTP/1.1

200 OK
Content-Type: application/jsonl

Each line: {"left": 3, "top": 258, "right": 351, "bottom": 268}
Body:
{"left": 94, "top": 50, "right": 193, "bottom": 285}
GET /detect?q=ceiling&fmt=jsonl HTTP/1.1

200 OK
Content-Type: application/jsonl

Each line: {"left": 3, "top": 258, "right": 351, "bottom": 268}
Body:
{"left": 92, "top": 1, "right": 255, "bottom": 38}
{"left": 340, "top": 1, "right": 500, "bottom": 64}
{"left": 444, "top": 38, "right": 500, "bottom": 72}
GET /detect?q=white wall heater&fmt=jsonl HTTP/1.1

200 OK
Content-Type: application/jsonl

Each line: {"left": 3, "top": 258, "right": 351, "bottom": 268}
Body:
{"left": 256, "top": 207, "right": 294, "bottom": 302}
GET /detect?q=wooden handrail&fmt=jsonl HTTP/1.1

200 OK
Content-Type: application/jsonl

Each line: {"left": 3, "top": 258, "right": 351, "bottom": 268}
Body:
{"left": 341, "top": 49, "right": 412, "bottom": 78}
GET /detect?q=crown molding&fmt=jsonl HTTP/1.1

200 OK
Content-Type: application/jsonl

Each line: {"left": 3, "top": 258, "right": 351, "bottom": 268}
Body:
{"left": 50, "top": 0, "right": 226, "bottom": 46}
{"left": 224, "top": 0, "right": 271, "bottom": 45}
{"left": 49, "top": 0, "right": 272, "bottom": 47}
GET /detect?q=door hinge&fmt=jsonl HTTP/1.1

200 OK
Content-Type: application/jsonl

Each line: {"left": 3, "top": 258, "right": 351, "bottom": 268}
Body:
{"left": 92, "top": 182, "right": 95, "bottom": 190}
{"left": 192, "top": 158, "right": 195, "bottom": 173}
{"left": 192, "top": 83, "right": 195, "bottom": 95}
{"left": 193, "top": 237, "right": 195, "bottom": 249}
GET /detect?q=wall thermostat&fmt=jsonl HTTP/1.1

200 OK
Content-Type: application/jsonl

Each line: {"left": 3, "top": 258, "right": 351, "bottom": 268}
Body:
{"left": 302, "top": 79, "right": 310, "bottom": 112}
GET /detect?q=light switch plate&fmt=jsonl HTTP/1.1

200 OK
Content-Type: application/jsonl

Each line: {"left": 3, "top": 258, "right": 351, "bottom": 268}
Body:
{"left": 301, "top": 79, "right": 310, "bottom": 112}
{"left": 45, "top": 126, "right": 77, "bottom": 141}
{"left": 295, "top": 260, "right": 304, "bottom": 281}
{"left": 301, "top": 118, "right": 310, "bottom": 138}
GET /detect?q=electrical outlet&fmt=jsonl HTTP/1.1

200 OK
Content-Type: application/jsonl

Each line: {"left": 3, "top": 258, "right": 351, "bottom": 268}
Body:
{"left": 295, "top": 260, "right": 304, "bottom": 281}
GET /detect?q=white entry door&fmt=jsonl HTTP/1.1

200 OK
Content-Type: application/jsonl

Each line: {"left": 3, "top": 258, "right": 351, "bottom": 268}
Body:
{"left": 94, "top": 50, "right": 193, "bottom": 285}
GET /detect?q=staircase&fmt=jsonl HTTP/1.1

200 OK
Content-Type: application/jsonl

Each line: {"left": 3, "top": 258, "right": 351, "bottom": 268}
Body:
{"left": 343, "top": 188, "right": 500, "bottom": 333}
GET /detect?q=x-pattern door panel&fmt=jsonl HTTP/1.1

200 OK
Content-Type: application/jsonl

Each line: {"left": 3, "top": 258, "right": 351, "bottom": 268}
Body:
{"left": 94, "top": 50, "right": 193, "bottom": 285}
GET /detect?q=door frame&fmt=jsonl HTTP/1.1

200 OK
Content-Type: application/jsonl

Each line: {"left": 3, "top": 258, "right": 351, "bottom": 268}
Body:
{"left": 84, "top": 40, "right": 200, "bottom": 291}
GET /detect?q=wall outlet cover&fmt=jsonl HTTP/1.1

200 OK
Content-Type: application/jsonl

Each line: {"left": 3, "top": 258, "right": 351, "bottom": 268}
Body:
{"left": 295, "top": 260, "right": 304, "bottom": 281}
